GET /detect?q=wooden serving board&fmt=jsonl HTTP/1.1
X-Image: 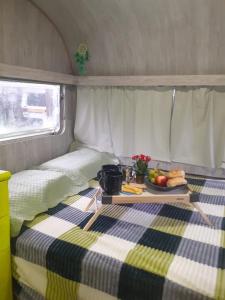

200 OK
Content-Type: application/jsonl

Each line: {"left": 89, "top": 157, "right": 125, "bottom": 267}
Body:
{"left": 101, "top": 190, "right": 190, "bottom": 205}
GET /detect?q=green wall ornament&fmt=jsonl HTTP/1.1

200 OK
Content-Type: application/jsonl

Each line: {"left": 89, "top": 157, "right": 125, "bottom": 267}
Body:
{"left": 74, "top": 43, "right": 89, "bottom": 75}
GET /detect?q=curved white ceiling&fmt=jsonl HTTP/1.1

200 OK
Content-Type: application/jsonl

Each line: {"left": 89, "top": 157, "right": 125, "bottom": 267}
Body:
{"left": 32, "top": 0, "right": 225, "bottom": 75}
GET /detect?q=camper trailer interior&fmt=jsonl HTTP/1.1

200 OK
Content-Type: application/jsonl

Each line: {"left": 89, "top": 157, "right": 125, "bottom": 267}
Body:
{"left": 0, "top": 0, "right": 225, "bottom": 299}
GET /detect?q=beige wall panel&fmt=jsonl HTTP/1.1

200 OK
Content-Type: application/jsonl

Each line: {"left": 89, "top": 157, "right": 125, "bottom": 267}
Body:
{"left": 0, "top": 0, "right": 71, "bottom": 73}
{"left": 0, "top": 0, "right": 76, "bottom": 173}
{"left": 33, "top": 0, "right": 225, "bottom": 75}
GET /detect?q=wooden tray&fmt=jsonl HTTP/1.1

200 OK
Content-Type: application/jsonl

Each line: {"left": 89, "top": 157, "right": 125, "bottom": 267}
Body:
{"left": 83, "top": 186, "right": 213, "bottom": 230}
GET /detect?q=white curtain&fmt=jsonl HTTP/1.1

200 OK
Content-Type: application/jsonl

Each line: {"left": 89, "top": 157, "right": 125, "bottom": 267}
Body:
{"left": 171, "top": 87, "right": 225, "bottom": 168}
{"left": 75, "top": 87, "right": 173, "bottom": 161}
{"left": 74, "top": 87, "right": 113, "bottom": 153}
{"left": 75, "top": 86, "right": 225, "bottom": 168}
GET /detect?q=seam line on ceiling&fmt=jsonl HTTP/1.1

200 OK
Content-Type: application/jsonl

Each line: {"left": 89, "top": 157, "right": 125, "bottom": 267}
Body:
{"left": 26, "top": 0, "right": 74, "bottom": 74}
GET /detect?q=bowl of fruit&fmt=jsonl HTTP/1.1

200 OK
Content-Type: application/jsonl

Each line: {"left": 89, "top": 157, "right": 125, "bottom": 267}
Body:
{"left": 146, "top": 168, "right": 187, "bottom": 191}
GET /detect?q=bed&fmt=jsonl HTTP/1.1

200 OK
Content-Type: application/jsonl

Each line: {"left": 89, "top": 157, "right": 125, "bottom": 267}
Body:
{"left": 11, "top": 175, "right": 225, "bottom": 300}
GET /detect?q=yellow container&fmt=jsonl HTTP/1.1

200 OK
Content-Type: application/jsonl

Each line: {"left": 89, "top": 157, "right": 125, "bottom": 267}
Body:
{"left": 0, "top": 171, "right": 12, "bottom": 300}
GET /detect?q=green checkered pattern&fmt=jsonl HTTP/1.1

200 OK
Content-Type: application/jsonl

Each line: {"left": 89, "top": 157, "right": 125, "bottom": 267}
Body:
{"left": 12, "top": 177, "right": 225, "bottom": 300}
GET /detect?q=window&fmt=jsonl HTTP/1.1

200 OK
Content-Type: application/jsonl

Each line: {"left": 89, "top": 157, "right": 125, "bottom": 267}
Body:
{"left": 0, "top": 80, "right": 62, "bottom": 140}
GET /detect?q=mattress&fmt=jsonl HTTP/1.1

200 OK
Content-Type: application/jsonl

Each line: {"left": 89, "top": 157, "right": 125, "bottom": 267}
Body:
{"left": 11, "top": 176, "right": 225, "bottom": 300}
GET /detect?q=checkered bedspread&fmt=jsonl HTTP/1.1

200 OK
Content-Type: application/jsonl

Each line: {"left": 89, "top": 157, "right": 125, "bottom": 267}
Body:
{"left": 12, "top": 176, "right": 225, "bottom": 300}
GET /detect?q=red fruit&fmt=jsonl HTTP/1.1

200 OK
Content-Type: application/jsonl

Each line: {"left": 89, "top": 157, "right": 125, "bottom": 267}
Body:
{"left": 155, "top": 175, "right": 168, "bottom": 187}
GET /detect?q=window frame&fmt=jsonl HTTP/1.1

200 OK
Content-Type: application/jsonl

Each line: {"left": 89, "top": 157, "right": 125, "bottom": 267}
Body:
{"left": 0, "top": 78, "right": 65, "bottom": 143}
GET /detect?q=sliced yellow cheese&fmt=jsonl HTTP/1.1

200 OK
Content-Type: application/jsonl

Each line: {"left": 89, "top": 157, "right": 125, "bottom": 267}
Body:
{"left": 122, "top": 184, "right": 143, "bottom": 194}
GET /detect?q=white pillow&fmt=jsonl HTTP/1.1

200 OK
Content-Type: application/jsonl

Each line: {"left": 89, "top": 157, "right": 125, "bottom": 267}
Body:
{"left": 38, "top": 147, "right": 119, "bottom": 182}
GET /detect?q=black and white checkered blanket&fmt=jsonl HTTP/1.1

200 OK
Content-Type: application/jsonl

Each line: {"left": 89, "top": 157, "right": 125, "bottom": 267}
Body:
{"left": 12, "top": 176, "right": 225, "bottom": 300}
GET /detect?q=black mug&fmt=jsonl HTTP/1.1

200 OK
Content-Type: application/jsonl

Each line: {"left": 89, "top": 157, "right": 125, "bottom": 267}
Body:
{"left": 97, "top": 165, "right": 122, "bottom": 195}
{"left": 97, "top": 164, "right": 120, "bottom": 181}
{"left": 101, "top": 171, "right": 123, "bottom": 195}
